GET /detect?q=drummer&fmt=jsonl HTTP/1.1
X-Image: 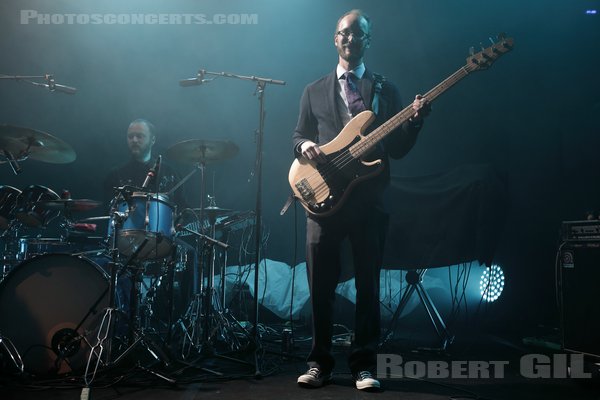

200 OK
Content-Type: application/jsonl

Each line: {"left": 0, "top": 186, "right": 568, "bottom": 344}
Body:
{"left": 103, "top": 119, "right": 187, "bottom": 208}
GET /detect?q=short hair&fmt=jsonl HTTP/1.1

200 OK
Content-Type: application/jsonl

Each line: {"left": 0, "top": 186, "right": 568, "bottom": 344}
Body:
{"left": 128, "top": 118, "right": 156, "bottom": 139}
{"left": 335, "top": 9, "right": 372, "bottom": 34}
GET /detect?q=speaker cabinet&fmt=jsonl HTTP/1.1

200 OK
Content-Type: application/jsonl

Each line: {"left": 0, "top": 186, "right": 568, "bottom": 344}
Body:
{"left": 560, "top": 243, "right": 600, "bottom": 358}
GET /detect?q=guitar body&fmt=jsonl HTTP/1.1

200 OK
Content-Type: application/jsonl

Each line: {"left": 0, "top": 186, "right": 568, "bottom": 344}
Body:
{"left": 288, "top": 111, "right": 384, "bottom": 217}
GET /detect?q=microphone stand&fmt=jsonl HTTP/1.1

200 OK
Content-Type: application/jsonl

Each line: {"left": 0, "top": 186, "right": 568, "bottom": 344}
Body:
{"left": 184, "top": 69, "right": 285, "bottom": 377}
{"left": 0, "top": 73, "right": 77, "bottom": 94}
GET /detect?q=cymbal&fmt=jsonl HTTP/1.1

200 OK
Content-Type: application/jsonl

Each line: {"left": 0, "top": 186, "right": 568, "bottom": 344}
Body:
{"left": 0, "top": 125, "right": 76, "bottom": 164}
{"left": 36, "top": 199, "right": 102, "bottom": 212}
{"left": 166, "top": 139, "right": 238, "bottom": 164}
{"left": 77, "top": 215, "right": 110, "bottom": 222}
{"left": 192, "top": 206, "right": 233, "bottom": 217}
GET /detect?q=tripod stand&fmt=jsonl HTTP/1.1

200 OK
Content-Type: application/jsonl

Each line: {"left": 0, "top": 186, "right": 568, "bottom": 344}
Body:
{"left": 380, "top": 269, "right": 454, "bottom": 351}
{"left": 176, "top": 218, "right": 251, "bottom": 362}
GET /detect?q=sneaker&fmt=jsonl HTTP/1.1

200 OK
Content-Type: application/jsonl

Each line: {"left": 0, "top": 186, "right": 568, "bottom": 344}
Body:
{"left": 354, "top": 370, "right": 380, "bottom": 390}
{"left": 297, "top": 367, "right": 333, "bottom": 387}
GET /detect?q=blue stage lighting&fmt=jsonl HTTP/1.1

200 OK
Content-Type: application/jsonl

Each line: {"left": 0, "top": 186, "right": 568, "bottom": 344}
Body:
{"left": 480, "top": 264, "right": 504, "bottom": 302}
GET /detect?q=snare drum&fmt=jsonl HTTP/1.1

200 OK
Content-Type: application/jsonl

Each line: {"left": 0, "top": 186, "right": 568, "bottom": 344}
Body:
{"left": 17, "top": 238, "right": 79, "bottom": 261}
{"left": 15, "top": 185, "right": 60, "bottom": 227}
{"left": 0, "top": 185, "right": 21, "bottom": 229}
{"left": 109, "top": 192, "right": 175, "bottom": 260}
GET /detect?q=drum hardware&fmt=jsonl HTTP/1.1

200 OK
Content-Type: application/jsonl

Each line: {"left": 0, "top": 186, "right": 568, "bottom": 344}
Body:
{"left": 0, "top": 124, "right": 76, "bottom": 174}
{"left": 176, "top": 209, "right": 252, "bottom": 366}
{"left": 176, "top": 223, "right": 237, "bottom": 361}
{"left": 0, "top": 185, "right": 21, "bottom": 230}
{"left": 0, "top": 333, "right": 24, "bottom": 373}
{"left": 17, "top": 237, "right": 78, "bottom": 261}
{"left": 166, "top": 135, "right": 258, "bottom": 367}
{"left": 0, "top": 220, "right": 21, "bottom": 280}
{"left": 83, "top": 192, "right": 175, "bottom": 385}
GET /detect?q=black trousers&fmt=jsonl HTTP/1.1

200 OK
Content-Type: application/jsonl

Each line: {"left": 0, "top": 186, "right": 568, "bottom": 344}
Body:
{"left": 305, "top": 202, "right": 388, "bottom": 374}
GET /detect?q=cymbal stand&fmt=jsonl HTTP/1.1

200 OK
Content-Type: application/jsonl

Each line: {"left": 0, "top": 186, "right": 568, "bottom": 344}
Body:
{"left": 203, "top": 211, "right": 249, "bottom": 353}
{"left": 176, "top": 225, "right": 231, "bottom": 354}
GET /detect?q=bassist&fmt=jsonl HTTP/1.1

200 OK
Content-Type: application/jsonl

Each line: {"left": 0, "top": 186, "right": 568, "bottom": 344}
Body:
{"left": 293, "top": 9, "right": 430, "bottom": 391}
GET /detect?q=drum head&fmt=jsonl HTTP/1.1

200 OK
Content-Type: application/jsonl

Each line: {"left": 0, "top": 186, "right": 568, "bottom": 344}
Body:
{"left": 0, "top": 254, "right": 113, "bottom": 375}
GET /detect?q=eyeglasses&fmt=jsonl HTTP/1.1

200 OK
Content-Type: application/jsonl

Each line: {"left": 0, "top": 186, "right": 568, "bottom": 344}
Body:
{"left": 336, "top": 29, "right": 369, "bottom": 41}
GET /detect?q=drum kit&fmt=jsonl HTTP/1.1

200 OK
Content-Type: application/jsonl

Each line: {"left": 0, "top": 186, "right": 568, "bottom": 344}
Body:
{"left": 0, "top": 125, "right": 255, "bottom": 378}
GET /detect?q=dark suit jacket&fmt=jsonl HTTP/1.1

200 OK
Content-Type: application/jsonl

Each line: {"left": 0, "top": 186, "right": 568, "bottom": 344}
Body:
{"left": 292, "top": 69, "right": 421, "bottom": 207}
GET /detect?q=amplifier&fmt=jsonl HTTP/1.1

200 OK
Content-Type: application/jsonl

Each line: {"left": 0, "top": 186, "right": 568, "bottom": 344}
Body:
{"left": 561, "top": 220, "right": 600, "bottom": 242}
{"left": 560, "top": 243, "right": 600, "bottom": 358}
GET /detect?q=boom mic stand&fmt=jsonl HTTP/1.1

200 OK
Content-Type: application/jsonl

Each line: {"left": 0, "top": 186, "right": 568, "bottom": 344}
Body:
{"left": 181, "top": 69, "right": 285, "bottom": 376}
{"left": 0, "top": 73, "right": 77, "bottom": 94}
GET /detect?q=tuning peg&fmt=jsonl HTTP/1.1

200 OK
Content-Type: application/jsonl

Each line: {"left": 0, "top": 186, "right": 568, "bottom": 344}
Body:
{"left": 497, "top": 32, "right": 507, "bottom": 41}
{"left": 469, "top": 46, "right": 475, "bottom": 56}
{"left": 489, "top": 37, "right": 496, "bottom": 45}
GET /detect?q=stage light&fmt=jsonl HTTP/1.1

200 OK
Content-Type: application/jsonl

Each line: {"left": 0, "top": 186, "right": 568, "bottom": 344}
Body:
{"left": 585, "top": 10, "right": 597, "bottom": 15}
{"left": 480, "top": 264, "right": 504, "bottom": 302}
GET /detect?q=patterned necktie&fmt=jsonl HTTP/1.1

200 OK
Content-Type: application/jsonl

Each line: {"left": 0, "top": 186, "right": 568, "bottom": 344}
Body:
{"left": 341, "top": 72, "right": 366, "bottom": 116}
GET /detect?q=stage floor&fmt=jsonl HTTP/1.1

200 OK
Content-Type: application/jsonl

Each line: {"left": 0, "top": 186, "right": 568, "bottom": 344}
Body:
{"left": 1, "top": 326, "right": 599, "bottom": 400}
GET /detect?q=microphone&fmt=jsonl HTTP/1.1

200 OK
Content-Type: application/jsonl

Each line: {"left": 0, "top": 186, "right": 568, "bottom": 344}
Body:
{"left": 52, "top": 83, "right": 77, "bottom": 95}
{"left": 179, "top": 69, "right": 213, "bottom": 87}
{"left": 141, "top": 155, "right": 161, "bottom": 189}
{"left": 44, "top": 74, "right": 77, "bottom": 94}
{"left": 179, "top": 77, "right": 212, "bottom": 87}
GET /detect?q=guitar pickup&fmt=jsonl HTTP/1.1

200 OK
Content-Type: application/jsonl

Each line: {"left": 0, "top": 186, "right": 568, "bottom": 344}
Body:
{"left": 296, "top": 178, "right": 316, "bottom": 205}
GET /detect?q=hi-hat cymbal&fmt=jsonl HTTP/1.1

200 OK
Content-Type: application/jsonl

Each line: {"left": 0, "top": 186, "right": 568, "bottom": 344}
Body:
{"left": 36, "top": 199, "right": 101, "bottom": 212}
{"left": 0, "top": 125, "right": 76, "bottom": 164}
{"left": 192, "top": 206, "right": 233, "bottom": 217}
{"left": 77, "top": 215, "right": 110, "bottom": 222}
{"left": 166, "top": 139, "right": 238, "bottom": 164}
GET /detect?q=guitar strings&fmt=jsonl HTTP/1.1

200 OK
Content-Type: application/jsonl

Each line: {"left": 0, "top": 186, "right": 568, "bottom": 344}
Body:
{"left": 303, "top": 108, "right": 413, "bottom": 200}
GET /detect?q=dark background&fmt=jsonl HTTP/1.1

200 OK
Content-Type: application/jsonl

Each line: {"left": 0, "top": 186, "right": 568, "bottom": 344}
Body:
{"left": 1, "top": 0, "right": 599, "bottom": 333}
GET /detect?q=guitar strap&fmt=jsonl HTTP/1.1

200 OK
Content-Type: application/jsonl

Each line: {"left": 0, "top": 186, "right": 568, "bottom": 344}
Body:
{"left": 371, "top": 73, "right": 386, "bottom": 116}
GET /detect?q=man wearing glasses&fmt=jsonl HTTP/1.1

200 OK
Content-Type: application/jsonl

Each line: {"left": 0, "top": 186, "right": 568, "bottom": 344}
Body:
{"left": 293, "top": 9, "right": 429, "bottom": 390}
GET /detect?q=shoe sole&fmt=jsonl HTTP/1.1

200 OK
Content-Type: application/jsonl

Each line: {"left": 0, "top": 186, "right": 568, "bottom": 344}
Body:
{"left": 356, "top": 380, "right": 381, "bottom": 390}
{"left": 297, "top": 376, "right": 332, "bottom": 388}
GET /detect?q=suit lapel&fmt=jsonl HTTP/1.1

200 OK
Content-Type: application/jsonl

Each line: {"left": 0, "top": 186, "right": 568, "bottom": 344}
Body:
{"left": 326, "top": 70, "right": 344, "bottom": 132}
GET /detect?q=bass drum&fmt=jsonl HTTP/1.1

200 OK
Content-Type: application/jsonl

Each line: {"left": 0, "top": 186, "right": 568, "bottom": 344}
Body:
{"left": 0, "top": 254, "right": 118, "bottom": 375}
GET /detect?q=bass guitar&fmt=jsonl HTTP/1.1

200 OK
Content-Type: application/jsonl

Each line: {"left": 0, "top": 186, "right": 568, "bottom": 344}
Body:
{"left": 288, "top": 34, "right": 514, "bottom": 217}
